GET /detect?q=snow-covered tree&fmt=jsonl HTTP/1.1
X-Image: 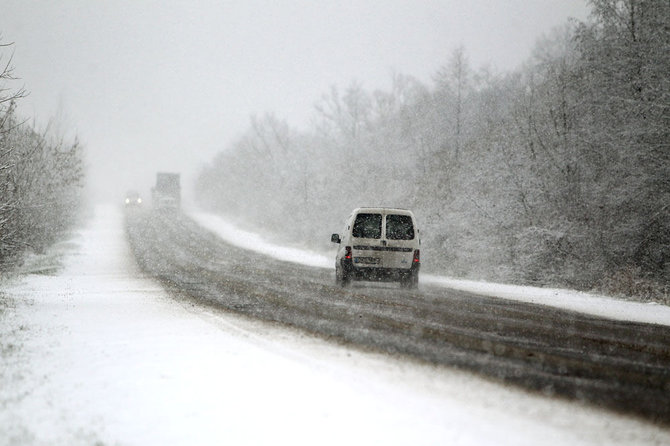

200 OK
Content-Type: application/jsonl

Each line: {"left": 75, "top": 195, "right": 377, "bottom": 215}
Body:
{"left": 0, "top": 41, "right": 84, "bottom": 270}
{"left": 194, "top": 0, "right": 669, "bottom": 298}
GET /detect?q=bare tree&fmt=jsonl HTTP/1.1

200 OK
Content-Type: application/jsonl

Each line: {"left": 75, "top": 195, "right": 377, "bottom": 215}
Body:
{"left": 0, "top": 40, "right": 84, "bottom": 269}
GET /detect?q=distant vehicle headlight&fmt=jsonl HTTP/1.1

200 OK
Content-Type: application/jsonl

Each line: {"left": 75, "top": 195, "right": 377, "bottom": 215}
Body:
{"left": 125, "top": 198, "right": 130, "bottom": 204}
{"left": 137, "top": 198, "right": 142, "bottom": 204}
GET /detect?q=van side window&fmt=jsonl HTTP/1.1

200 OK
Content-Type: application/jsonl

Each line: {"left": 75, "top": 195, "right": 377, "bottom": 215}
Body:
{"left": 352, "top": 213, "right": 382, "bottom": 239}
{"left": 386, "top": 214, "right": 414, "bottom": 240}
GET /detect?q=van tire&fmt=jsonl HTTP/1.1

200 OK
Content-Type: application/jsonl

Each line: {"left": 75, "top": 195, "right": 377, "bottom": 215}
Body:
{"left": 336, "top": 265, "right": 351, "bottom": 287}
{"left": 410, "top": 272, "right": 419, "bottom": 289}
{"left": 401, "top": 271, "right": 419, "bottom": 289}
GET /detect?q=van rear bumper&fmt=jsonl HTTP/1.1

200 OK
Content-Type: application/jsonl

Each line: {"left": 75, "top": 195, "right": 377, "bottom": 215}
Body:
{"left": 342, "top": 258, "right": 420, "bottom": 282}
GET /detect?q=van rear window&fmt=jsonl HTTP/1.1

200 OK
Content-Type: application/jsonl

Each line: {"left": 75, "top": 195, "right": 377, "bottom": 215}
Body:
{"left": 352, "top": 213, "right": 382, "bottom": 239}
{"left": 386, "top": 214, "right": 414, "bottom": 240}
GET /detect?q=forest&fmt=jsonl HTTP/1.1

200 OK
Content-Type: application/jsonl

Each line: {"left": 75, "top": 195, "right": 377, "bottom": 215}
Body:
{"left": 195, "top": 0, "right": 669, "bottom": 299}
{"left": 0, "top": 43, "right": 84, "bottom": 270}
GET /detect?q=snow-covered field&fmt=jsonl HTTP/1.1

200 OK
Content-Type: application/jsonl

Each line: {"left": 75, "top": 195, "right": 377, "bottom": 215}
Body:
{"left": 1, "top": 204, "right": 669, "bottom": 446}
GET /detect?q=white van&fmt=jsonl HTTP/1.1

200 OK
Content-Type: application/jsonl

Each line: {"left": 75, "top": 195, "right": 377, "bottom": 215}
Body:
{"left": 331, "top": 207, "right": 420, "bottom": 288}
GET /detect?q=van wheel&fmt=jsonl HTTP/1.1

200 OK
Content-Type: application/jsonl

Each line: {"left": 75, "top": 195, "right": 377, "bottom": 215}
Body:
{"left": 336, "top": 265, "right": 351, "bottom": 287}
{"left": 410, "top": 272, "right": 419, "bottom": 289}
{"left": 401, "top": 272, "right": 418, "bottom": 289}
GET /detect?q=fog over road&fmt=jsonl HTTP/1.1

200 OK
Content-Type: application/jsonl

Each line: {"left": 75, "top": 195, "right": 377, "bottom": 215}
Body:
{"left": 126, "top": 207, "right": 670, "bottom": 425}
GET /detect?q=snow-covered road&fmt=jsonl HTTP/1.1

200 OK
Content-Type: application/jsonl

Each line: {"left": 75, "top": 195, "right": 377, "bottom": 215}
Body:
{"left": 1, "top": 204, "right": 669, "bottom": 445}
{"left": 191, "top": 211, "right": 670, "bottom": 327}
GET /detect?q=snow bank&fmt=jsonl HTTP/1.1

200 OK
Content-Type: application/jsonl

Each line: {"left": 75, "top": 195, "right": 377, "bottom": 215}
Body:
{"left": 189, "top": 210, "right": 670, "bottom": 327}
{"left": 191, "top": 211, "right": 332, "bottom": 268}
{"left": 422, "top": 276, "right": 670, "bottom": 327}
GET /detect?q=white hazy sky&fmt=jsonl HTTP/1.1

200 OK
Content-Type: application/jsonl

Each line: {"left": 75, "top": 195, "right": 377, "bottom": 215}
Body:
{"left": 0, "top": 0, "right": 590, "bottom": 202}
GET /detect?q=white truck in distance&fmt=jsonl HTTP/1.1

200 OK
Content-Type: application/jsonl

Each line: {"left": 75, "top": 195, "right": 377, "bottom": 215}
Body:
{"left": 151, "top": 172, "right": 180, "bottom": 210}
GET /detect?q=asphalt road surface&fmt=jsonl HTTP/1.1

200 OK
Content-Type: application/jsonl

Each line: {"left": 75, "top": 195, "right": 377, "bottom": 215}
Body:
{"left": 125, "top": 208, "right": 670, "bottom": 425}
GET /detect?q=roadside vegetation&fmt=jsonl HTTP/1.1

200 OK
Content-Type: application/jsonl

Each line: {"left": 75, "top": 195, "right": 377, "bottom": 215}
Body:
{"left": 0, "top": 40, "right": 85, "bottom": 272}
{"left": 195, "top": 1, "right": 669, "bottom": 302}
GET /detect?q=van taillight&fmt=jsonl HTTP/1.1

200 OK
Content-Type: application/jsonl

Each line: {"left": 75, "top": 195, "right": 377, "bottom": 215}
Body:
{"left": 413, "top": 249, "right": 420, "bottom": 263}
{"left": 345, "top": 246, "right": 352, "bottom": 260}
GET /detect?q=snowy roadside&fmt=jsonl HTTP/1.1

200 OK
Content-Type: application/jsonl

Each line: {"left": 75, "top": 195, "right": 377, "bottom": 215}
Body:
{"left": 1, "top": 204, "right": 669, "bottom": 446}
{"left": 190, "top": 211, "right": 670, "bottom": 327}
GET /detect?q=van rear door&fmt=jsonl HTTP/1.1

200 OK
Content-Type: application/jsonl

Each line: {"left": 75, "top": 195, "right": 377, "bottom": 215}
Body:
{"left": 351, "top": 212, "right": 384, "bottom": 268}
{"left": 381, "top": 213, "right": 416, "bottom": 269}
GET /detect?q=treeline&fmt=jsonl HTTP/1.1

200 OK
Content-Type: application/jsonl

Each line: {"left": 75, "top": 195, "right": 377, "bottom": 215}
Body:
{"left": 195, "top": 0, "right": 669, "bottom": 298}
{"left": 0, "top": 44, "right": 84, "bottom": 270}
